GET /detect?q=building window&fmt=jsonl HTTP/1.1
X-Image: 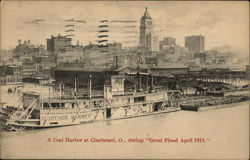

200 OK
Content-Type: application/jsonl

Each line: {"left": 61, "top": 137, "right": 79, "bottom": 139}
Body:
{"left": 134, "top": 96, "right": 145, "bottom": 102}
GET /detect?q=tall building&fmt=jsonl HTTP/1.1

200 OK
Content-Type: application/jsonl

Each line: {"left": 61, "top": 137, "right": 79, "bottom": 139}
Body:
{"left": 185, "top": 35, "right": 205, "bottom": 56}
{"left": 152, "top": 35, "right": 159, "bottom": 52}
{"left": 140, "top": 7, "right": 158, "bottom": 51}
{"left": 47, "top": 34, "right": 72, "bottom": 52}
{"left": 163, "top": 37, "right": 176, "bottom": 46}
{"left": 159, "top": 37, "right": 176, "bottom": 54}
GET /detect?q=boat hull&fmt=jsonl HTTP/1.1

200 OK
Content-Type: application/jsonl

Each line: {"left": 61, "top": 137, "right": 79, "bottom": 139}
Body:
{"left": 1, "top": 100, "right": 180, "bottom": 130}
{"left": 5, "top": 107, "right": 180, "bottom": 129}
{"left": 1, "top": 88, "right": 181, "bottom": 131}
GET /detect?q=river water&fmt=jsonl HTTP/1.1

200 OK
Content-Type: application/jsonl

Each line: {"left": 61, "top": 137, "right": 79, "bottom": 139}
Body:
{"left": 0, "top": 83, "right": 249, "bottom": 159}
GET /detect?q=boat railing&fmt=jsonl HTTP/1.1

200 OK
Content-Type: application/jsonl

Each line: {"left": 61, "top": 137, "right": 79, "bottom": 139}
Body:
{"left": 41, "top": 92, "right": 105, "bottom": 101}
{"left": 34, "top": 86, "right": 174, "bottom": 101}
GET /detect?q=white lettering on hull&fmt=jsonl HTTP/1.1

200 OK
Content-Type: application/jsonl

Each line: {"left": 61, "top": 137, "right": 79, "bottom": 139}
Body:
{"left": 40, "top": 109, "right": 92, "bottom": 126}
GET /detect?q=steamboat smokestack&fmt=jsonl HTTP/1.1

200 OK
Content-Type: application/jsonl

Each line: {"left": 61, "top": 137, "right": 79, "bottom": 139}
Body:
{"left": 74, "top": 77, "right": 77, "bottom": 93}
{"left": 88, "top": 74, "right": 92, "bottom": 99}
{"left": 137, "top": 72, "right": 143, "bottom": 92}
{"left": 150, "top": 74, "right": 155, "bottom": 93}
{"left": 146, "top": 75, "right": 149, "bottom": 93}
{"left": 115, "top": 56, "right": 118, "bottom": 69}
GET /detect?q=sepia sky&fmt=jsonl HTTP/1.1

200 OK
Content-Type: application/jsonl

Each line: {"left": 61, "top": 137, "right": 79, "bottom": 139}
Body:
{"left": 1, "top": 1, "right": 249, "bottom": 56}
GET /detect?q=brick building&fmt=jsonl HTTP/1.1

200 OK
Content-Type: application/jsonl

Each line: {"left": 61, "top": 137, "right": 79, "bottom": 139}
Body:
{"left": 0, "top": 65, "right": 22, "bottom": 85}
{"left": 47, "top": 34, "right": 72, "bottom": 52}
{"left": 185, "top": 35, "right": 205, "bottom": 56}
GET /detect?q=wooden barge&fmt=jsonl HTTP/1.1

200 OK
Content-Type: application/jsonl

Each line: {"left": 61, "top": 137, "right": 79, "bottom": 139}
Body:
{"left": 180, "top": 93, "right": 249, "bottom": 112}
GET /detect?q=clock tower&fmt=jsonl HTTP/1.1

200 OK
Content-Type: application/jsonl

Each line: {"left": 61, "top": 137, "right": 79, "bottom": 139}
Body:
{"left": 139, "top": 7, "right": 153, "bottom": 50}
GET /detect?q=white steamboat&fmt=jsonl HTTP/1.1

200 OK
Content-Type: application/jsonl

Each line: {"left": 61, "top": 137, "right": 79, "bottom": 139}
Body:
{"left": 0, "top": 74, "right": 180, "bottom": 131}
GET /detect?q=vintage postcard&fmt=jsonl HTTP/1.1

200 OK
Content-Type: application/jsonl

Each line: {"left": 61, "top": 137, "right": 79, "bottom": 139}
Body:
{"left": 0, "top": 0, "right": 249, "bottom": 159}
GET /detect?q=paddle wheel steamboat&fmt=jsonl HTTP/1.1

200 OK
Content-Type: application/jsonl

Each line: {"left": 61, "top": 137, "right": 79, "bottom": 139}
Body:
{"left": 0, "top": 74, "right": 180, "bottom": 131}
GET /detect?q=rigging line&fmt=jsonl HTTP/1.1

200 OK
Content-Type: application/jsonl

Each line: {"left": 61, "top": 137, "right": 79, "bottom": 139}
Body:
{"left": 25, "top": 100, "right": 39, "bottom": 120}
{"left": 18, "top": 99, "right": 38, "bottom": 119}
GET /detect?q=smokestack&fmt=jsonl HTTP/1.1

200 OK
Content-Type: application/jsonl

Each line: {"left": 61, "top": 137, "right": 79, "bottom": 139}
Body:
{"left": 146, "top": 75, "right": 149, "bottom": 93}
{"left": 88, "top": 74, "right": 92, "bottom": 99}
{"left": 59, "top": 83, "right": 62, "bottom": 100}
{"left": 74, "top": 77, "right": 77, "bottom": 93}
{"left": 115, "top": 56, "right": 118, "bottom": 69}
{"left": 150, "top": 74, "right": 155, "bottom": 93}
{"left": 137, "top": 72, "right": 143, "bottom": 92}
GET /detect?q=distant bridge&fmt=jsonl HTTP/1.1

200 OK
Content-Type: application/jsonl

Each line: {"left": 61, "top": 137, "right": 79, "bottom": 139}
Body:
{"left": 175, "top": 70, "right": 247, "bottom": 82}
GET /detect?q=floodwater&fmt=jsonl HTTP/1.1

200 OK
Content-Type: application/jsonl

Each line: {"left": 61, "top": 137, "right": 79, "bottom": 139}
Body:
{"left": 0, "top": 83, "right": 249, "bottom": 159}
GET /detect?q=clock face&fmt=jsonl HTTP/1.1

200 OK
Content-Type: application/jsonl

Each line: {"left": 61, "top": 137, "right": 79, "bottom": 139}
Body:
{"left": 147, "top": 21, "right": 152, "bottom": 25}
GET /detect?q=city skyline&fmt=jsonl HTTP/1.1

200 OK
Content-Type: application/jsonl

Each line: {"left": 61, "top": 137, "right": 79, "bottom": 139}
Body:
{"left": 1, "top": 1, "right": 249, "bottom": 56}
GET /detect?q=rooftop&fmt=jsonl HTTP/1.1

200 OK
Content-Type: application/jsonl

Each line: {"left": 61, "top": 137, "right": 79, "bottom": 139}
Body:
{"left": 55, "top": 66, "right": 116, "bottom": 72}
